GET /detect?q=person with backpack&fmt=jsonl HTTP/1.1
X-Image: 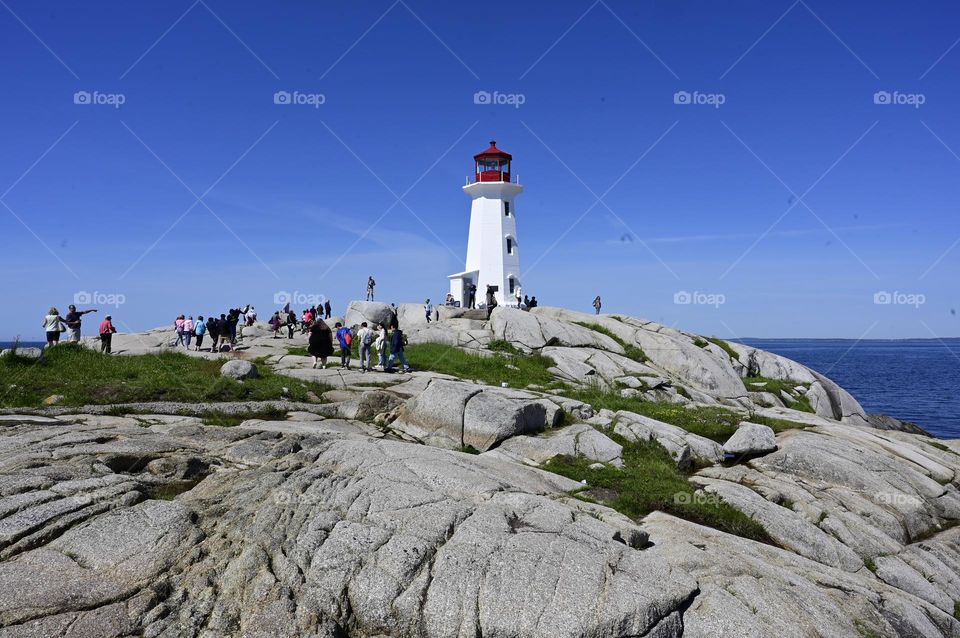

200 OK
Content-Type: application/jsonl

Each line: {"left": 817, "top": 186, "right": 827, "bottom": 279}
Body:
{"left": 387, "top": 322, "right": 411, "bottom": 373}
{"left": 194, "top": 315, "right": 206, "bottom": 351}
{"left": 593, "top": 295, "right": 602, "bottom": 315}
{"left": 356, "top": 322, "right": 375, "bottom": 372}
{"left": 269, "top": 312, "right": 281, "bottom": 338}
{"left": 173, "top": 315, "right": 186, "bottom": 347}
{"left": 98, "top": 315, "right": 117, "bottom": 353}
{"left": 42, "top": 307, "right": 66, "bottom": 349}
{"left": 335, "top": 322, "right": 352, "bottom": 369}
{"left": 286, "top": 309, "right": 297, "bottom": 339}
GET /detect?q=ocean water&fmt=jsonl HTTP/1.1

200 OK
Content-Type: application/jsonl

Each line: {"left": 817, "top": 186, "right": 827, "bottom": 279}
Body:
{"left": 3, "top": 339, "right": 957, "bottom": 439}
{"left": 740, "top": 339, "right": 960, "bottom": 439}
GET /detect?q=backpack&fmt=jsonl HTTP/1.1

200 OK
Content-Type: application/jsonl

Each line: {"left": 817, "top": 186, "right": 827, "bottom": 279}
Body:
{"left": 362, "top": 330, "right": 374, "bottom": 346}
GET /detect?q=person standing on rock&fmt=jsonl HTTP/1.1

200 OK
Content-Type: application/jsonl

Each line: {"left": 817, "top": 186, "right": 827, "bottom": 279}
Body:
{"left": 217, "top": 314, "right": 231, "bottom": 352}
{"left": 523, "top": 294, "right": 530, "bottom": 310}
{"left": 324, "top": 299, "right": 332, "bottom": 319}
{"left": 375, "top": 323, "right": 388, "bottom": 369}
{"left": 424, "top": 299, "right": 433, "bottom": 323}
{"left": 64, "top": 304, "right": 97, "bottom": 342}
{"left": 387, "top": 322, "right": 411, "bottom": 373}
{"left": 515, "top": 286, "right": 523, "bottom": 308}
{"left": 529, "top": 296, "right": 538, "bottom": 309}
{"left": 42, "top": 307, "right": 66, "bottom": 349}
{"left": 98, "top": 315, "right": 116, "bottom": 354}
{"left": 356, "top": 322, "right": 375, "bottom": 373}
{"left": 366, "top": 276, "right": 376, "bottom": 301}
{"left": 194, "top": 316, "right": 206, "bottom": 351}
{"left": 206, "top": 315, "right": 220, "bottom": 352}
{"left": 173, "top": 315, "right": 186, "bottom": 347}
{"left": 335, "top": 322, "right": 352, "bottom": 369}
{"left": 485, "top": 285, "right": 498, "bottom": 319}
{"left": 286, "top": 309, "right": 297, "bottom": 339}
{"left": 593, "top": 296, "right": 602, "bottom": 315}
{"left": 183, "top": 316, "right": 194, "bottom": 348}
{"left": 308, "top": 319, "right": 333, "bottom": 369}
{"left": 467, "top": 283, "right": 477, "bottom": 309}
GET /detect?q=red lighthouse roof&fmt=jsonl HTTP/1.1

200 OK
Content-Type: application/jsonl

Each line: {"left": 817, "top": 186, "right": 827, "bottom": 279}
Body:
{"left": 474, "top": 140, "right": 512, "bottom": 161}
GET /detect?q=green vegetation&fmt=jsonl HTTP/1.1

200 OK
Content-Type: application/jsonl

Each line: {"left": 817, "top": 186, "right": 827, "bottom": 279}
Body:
{"left": 864, "top": 557, "right": 877, "bottom": 573}
{"left": 742, "top": 376, "right": 814, "bottom": 413}
{"left": 693, "top": 337, "right": 708, "bottom": 348}
{"left": 543, "top": 432, "right": 774, "bottom": 544}
{"left": 563, "top": 384, "right": 807, "bottom": 442}
{"left": 487, "top": 339, "right": 522, "bottom": 355}
{"left": 458, "top": 444, "right": 481, "bottom": 455}
{"left": 286, "top": 346, "right": 309, "bottom": 357}
{"left": 707, "top": 337, "right": 740, "bottom": 361}
{"left": 573, "top": 322, "right": 648, "bottom": 363}
{"left": 198, "top": 407, "right": 290, "bottom": 427}
{"left": 854, "top": 619, "right": 880, "bottom": 638}
{"left": 403, "top": 342, "right": 560, "bottom": 389}
{"left": 0, "top": 343, "right": 329, "bottom": 408}
{"left": 954, "top": 600, "right": 960, "bottom": 621}
{"left": 927, "top": 440, "right": 960, "bottom": 456}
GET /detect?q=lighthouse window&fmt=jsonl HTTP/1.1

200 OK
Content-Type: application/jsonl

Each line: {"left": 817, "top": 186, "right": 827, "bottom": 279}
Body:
{"left": 506, "top": 237, "right": 514, "bottom": 254}
{"left": 504, "top": 201, "right": 510, "bottom": 216}
{"left": 508, "top": 277, "right": 515, "bottom": 294}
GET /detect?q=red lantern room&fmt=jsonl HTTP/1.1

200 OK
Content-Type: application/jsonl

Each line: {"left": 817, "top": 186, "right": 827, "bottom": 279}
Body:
{"left": 474, "top": 140, "right": 512, "bottom": 183}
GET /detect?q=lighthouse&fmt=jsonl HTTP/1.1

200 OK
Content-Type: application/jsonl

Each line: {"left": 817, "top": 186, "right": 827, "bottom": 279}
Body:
{"left": 448, "top": 140, "right": 523, "bottom": 308}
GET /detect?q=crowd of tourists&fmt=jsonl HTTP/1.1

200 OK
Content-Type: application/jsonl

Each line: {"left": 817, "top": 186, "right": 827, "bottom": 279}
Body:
{"left": 170, "top": 305, "right": 257, "bottom": 353}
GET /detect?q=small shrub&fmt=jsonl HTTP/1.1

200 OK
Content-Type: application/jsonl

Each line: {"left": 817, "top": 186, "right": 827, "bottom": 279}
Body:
{"left": 864, "top": 557, "right": 877, "bottom": 573}
{"left": 693, "top": 338, "right": 708, "bottom": 348}
{"left": 487, "top": 339, "right": 521, "bottom": 355}
{"left": 200, "top": 407, "right": 289, "bottom": 427}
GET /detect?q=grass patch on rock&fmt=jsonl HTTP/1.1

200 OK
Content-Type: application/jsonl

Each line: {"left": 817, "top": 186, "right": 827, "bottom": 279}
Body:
{"left": 286, "top": 346, "right": 310, "bottom": 357}
{"left": 707, "top": 337, "right": 740, "bottom": 361}
{"left": 487, "top": 339, "right": 522, "bottom": 355}
{"left": 0, "top": 343, "right": 329, "bottom": 407}
{"left": 743, "top": 376, "right": 814, "bottom": 413}
{"left": 573, "top": 322, "right": 648, "bottom": 363}
{"left": 543, "top": 432, "right": 774, "bottom": 544}
{"left": 199, "top": 407, "right": 290, "bottom": 427}
{"left": 403, "top": 343, "right": 559, "bottom": 388}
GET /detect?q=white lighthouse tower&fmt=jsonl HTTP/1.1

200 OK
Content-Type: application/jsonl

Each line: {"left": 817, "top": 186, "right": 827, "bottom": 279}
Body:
{"left": 448, "top": 140, "right": 523, "bottom": 308}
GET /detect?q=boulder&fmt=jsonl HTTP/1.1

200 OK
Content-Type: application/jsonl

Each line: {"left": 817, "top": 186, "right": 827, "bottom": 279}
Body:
{"left": 4, "top": 347, "right": 43, "bottom": 360}
{"left": 397, "top": 303, "right": 430, "bottom": 328}
{"left": 390, "top": 379, "right": 559, "bottom": 451}
{"left": 722, "top": 422, "right": 777, "bottom": 457}
{"left": 631, "top": 328, "right": 746, "bottom": 400}
{"left": 344, "top": 301, "right": 396, "bottom": 330}
{"left": 220, "top": 360, "right": 258, "bottom": 380}
{"left": 613, "top": 410, "right": 723, "bottom": 468}
{"left": 494, "top": 424, "right": 624, "bottom": 467}
{"left": 489, "top": 307, "right": 624, "bottom": 354}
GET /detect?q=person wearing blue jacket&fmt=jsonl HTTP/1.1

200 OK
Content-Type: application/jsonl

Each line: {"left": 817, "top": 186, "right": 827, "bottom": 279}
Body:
{"left": 335, "top": 322, "right": 352, "bottom": 369}
{"left": 387, "top": 323, "right": 411, "bottom": 373}
{"left": 194, "top": 315, "right": 206, "bottom": 351}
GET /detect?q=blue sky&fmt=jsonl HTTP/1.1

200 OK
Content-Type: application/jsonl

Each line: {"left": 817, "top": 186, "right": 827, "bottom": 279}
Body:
{"left": 1, "top": 1, "right": 958, "bottom": 340}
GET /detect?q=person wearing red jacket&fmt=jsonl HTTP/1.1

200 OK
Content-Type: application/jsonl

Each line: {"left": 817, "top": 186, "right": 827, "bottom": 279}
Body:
{"left": 98, "top": 315, "right": 117, "bottom": 354}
